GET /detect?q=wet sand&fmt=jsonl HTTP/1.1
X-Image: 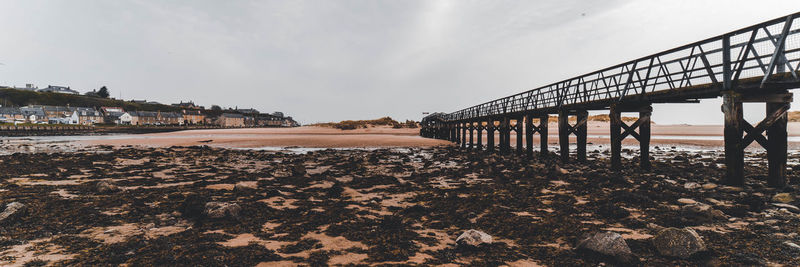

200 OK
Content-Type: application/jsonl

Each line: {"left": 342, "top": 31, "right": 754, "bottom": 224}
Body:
{"left": 79, "top": 126, "right": 450, "bottom": 148}
{"left": 75, "top": 123, "right": 800, "bottom": 149}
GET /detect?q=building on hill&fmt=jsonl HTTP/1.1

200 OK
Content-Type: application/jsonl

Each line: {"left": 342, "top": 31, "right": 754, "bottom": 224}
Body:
{"left": 283, "top": 116, "right": 299, "bottom": 127}
{"left": 172, "top": 101, "right": 203, "bottom": 110}
{"left": 19, "top": 106, "right": 46, "bottom": 123}
{"left": 73, "top": 107, "right": 103, "bottom": 125}
{"left": 244, "top": 116, "right": 256, "bottom": 127}
{"left": 37, "top": 85, "right": 79, "bottom": 94}
{"left": 182, "top": 109, "right": 205, "bottom": 125}
{"left": 118, "top": 113, "right": 132, "bottom": 124}
{"left": 101, "top": 107, "right": 126, "bottom": 124}
{"left": 236, "top": 108, "right": 260, "bottom": 115}
{"left": 272, "top": 112, "right": 284, "bottom": 118}
{"left": 48, "top": 111, "right": 79, "bottom": 124}
{"left": 254, "top": 114, "right": 283, "bottom": 126}
{"left": 128, "top": 111, "right": 158, "bottom": 125}
{"left": 159, "top": 112, "right": 183, "bottom": 125}
{"left": 10, "top": 84, "right": 38, "bottom": 91}
{"left": 219, "top": 113, "right": 245, "bottom": 127}
{"left": 31, "top": 105, "right": 73, "bottom": 119}
{"left": 0, "top": 107, "right": 24, "bottom": 123}
{"left": 204, "top": 116, "right": 218, "bottom": 126}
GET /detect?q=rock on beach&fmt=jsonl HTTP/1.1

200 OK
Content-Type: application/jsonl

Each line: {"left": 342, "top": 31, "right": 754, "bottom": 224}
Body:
{"left": 652, "top": 227, "right": 706, "bottom": 259}
{"left": 455, "top": 229, "right": 493, "bottom": 247}
{"left": 576, "top": 232, "right": 638, "bottom": 263}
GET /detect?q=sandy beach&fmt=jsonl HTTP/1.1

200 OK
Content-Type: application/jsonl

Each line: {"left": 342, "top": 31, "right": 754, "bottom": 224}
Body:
{"left": 79, "top": 126, "right": 450, "bottom": 148}
{"left": 74, "top": 123, "right": 800, "bottom": 150}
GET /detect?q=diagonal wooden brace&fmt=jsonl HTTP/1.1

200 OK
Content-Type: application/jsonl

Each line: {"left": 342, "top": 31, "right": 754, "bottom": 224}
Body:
{"left": 742, "top": 103, "right": 788, "bottom": 148}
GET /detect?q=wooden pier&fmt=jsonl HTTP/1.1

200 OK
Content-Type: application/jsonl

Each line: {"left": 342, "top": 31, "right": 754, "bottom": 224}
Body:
{"left": 421, "top": 12, "right": 800, "bottom": 187}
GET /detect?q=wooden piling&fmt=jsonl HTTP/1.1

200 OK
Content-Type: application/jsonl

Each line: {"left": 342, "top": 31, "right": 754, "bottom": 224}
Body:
{"left": 468, "top": 122, "right": 475, "bottom": 150}
{"left": 461, "top": 123, "right": 467, "bottom": 148}
{"left": 525, "top": 115, "right": 534, "bottom": 157}
{"left": 477, "top": 121, "right": 483, "bottom": 150}
{"left": 558, "top": 110, "right": 569, "bottom": 162}
{"left": 540, "top": 114, "right": 549, "bottom": 156}
{"left": 766, "top": 101, "right": 789, "bottom": 187}
{"left": 500, "top": 117, "right": 510, "bottom": 154}
{"left": 487, "top": 120, "right": 495, "bottom": 152}
{"left": 576, "top": 110, "right": 588, "bottom": 162}
{"left": 639, "top": 107, "right": 652, "bottom": 170}
{"left": 455, "top": 123, "right": 460, "bottom": 146}
{"left": 722, "top": 91, "right": 744, "bottom": 186}
{"left": 516, "top": 116, "right": 524, "bottom": 154}
{"left": 610, "top": 104, "right": 622, "bottom": 170}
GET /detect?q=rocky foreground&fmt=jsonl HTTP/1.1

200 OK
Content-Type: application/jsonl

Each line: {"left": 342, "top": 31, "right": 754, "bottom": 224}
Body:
{"left": 1, "top": 146, "right": 799, "bottom": 266}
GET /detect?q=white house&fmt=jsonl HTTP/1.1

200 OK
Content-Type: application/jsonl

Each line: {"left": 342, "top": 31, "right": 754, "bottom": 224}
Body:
{"left": 37, "top": 85, "right": 79, "bottom": 94}
{"left": 119, "top": 112, "right": 133, "bottom": 124}
{"left": 49, "top": 111, "right": 79, "bottom": 124}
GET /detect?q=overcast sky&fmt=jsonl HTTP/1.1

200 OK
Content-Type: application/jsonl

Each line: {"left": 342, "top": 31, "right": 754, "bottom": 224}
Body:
{"left": 0, "top": 0, "right": 798, "bottom": 124}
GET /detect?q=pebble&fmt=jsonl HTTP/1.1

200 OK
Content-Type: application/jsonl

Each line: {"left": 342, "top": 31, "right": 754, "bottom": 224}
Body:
{"left": 771, "top": 193, "right": 794, "bottom": 204}
{"left": 684, "top": 182, "right": 701, "bottom": 190}
{"left": 677, "top": 198, "right": 697, "bottom": 205}
{"left": 771, "top": 203, "right": 800, "bottom": 213}
{"left": 784, "top": 242, "right": 800, "bottom": 251}
{"left": 204, "top": 202, "right": 242, "bottom": 219}
{"left": 701, "top": 183, "right": 717, "bottom": 190}
{"left": 0, "top": 202, "right": 24, "bottom": 222}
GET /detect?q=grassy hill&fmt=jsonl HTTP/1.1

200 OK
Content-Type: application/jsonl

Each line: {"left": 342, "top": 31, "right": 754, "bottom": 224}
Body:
{"left": 311, "top": 117, "right": 418, "bottom": 130}
{"left": 0, "top": 88, "right": 184, "bottom": 112}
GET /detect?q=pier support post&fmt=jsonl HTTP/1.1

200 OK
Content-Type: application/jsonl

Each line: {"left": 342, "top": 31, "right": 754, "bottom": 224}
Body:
{"left": 456, "top": 122, "right": 461, "bottom": 146}
{"left": 516, "top": 116, "right": 524, "bottom": 154}
{"left": 525, "top": 115, "right": 534, "bottom": 157}
{"left": 487, "top": 120, "right": 495, "bottom": 152}
{"left": 451, "top": 124, "right": 455, "bottom": 141}
{"left": 639, "top": 108, "right": 652, "bottom": 170}
{"left": 609, "top": 104, "right": 652, "bottom": 170}
{"left": 500, "top": 117, "right": 511, "bottom": 154}
{"left": 477, "top": 121, "right": 484, "bottom": 150}
{"left": 721, "top": 92, "right": 792, "bottom": 187}
{"left": 557, "top": 110, "right": 587, "bottom": 162}
{"left": 722, "top": 92, "right": 744, "bottom": 185}
{"left": 767, "top": 101, "right": 789, "bottom": 187}
{"left": 461, "top": 123, "right": 467, "bottom": 148}
{"left": 540, "top": 114, "right": 549, "bottom": 156}
{"left": 558, "top": 110, "right": 570, "bottom": 162}
{"left": 468, "top": 122, "right": 474, "bottom": 150}
{"left": 448, "top": 124, "right": 454, "bottom": 142}
{"left": 576, "top": 110, "right": 588, "bottom": 162}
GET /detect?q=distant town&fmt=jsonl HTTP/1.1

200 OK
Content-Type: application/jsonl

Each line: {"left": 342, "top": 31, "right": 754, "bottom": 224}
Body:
{"left": 0, "top": 84, "right": 299, "bottom": 127}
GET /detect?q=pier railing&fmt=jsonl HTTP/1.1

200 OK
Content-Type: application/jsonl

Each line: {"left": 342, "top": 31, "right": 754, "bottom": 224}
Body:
{"left": 438, "top": 12, "right": 800, "bottom": 122}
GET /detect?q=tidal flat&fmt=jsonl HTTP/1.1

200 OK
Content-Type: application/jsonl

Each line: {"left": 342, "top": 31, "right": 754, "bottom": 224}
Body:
{"left": 1, "top": 145, "right": 799, "bottom": 266}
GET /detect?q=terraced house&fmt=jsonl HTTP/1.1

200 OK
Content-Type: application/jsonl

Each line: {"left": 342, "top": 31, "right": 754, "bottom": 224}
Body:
{"left": 73, "top": 107, "right": 104, "bottom": 125}
{"left": 0, "top": 107, "right": 24, "bottom": 123}
{"left": 181, "top": 110, "right": 205, "bottom": 125}
{"left": 19, "top": 106, "right": 47, "bottom": 123}
{"left": 219, "top": 113, "right": 245, "bottom": 127}
{"left": 159, "top": 112, "right": 183, "bottom": 125}
{"left": 128, "top": 111, "right": 158, "bottom": 125}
